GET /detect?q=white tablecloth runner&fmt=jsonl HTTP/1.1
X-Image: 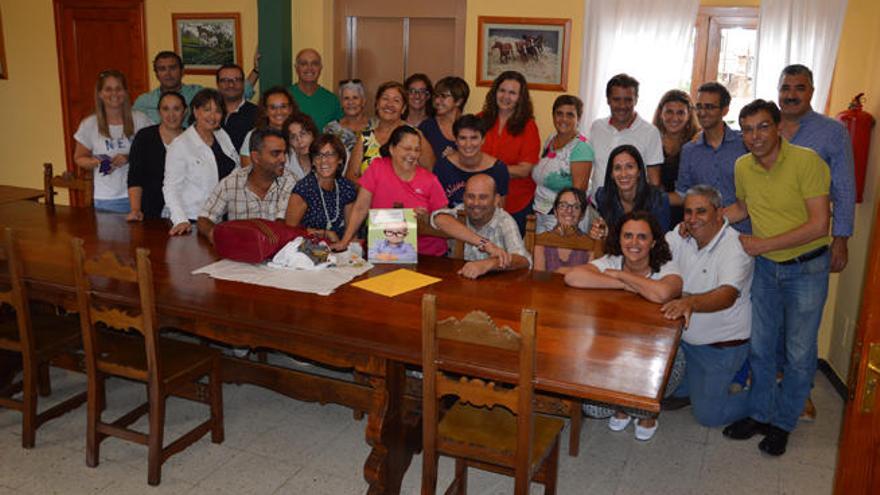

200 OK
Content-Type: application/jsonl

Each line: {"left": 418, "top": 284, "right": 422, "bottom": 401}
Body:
{"left": 192, "top": 259, "right": 373, "bottom": 296}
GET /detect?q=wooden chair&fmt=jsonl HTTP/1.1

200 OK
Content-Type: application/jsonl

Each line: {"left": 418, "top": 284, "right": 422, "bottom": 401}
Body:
{"left": 421, "top": 294, "right": 563, "bottom": 495}
{"left": 0, "top": 228, "right": 87, "bottom": 448}
{"left": 524, "top": 214, "right": 605, "bottom": 260}
{"left": 71, "top": 238, "right": 223, "bottom": 486}
{"left": 43, "top": 162, "right": 93, "bottom": 207}
{"left": 523, "top": 214, "right": 604, "bottom": 457}
{"left": 417, "top": 209, "right": 466, "bottom": 259}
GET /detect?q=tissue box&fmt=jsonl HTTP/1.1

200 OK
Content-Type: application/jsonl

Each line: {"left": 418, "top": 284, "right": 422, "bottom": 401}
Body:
{"left": 367, "top": 209, "right": 418, "bottom": 264}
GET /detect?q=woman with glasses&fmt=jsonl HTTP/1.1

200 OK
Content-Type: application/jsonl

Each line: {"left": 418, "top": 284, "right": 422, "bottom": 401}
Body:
{"left": 652, "top": 90, "right": 699, "bottom": 225}
{"left": 284, "top": 113, "right": 319, "bottom": 181}
{"left": 240, "top": 86, "right": 299, "bottom": 166}
{"left": 418, "top": 76, "right": 470, "bottom": 165}
{"left": 285, "top": 134, "right": 357, "bottom": 242}
{"left": 323, "top": 79, "right": 370, "bottom": 159}
{"left": 403, "top": 73, "right": 434, "bottom": 128}
{"left": 73, "top": 69, "right": 152, "bottom": 212}
{"left": 531, "top": 94, "right": 594, "bottom": 233}
{"left": 333, "top": 126, "right": 447, "bottom": 256}
{"left": 533, "top": 188, "right": 596, "bottom": 273}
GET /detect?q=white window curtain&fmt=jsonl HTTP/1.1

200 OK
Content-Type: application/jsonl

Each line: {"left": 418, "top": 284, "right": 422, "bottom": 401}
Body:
{"left": 578, "top": 0, "right": 699, "bottom": 127}
{"left": 754, "top": 0, "right": 848, "bottom": 112}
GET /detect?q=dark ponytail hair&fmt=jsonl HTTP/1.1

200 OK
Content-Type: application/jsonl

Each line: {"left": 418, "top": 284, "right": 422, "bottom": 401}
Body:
{"left": 379, "top": 125, "right": 420, "bottom": 158}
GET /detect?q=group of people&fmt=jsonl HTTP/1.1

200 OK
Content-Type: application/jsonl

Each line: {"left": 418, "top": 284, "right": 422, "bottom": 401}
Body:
{"left": 72, "top": 45, "right": 854, "bottom": 456}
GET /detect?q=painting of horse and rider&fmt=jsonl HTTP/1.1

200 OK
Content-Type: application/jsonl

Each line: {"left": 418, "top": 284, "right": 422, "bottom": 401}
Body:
{"left": 478, "top": 16, "right": 571, "bottom": 91}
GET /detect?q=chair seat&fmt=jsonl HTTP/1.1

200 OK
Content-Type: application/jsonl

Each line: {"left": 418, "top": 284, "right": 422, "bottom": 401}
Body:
{"left": 95, "top": 331, "right": 219, "bottom": 384}
{"left": 438, "top": 401, "right": 565, "bottom": 469}
{"left": 0, "top": 312, "right": 81, "bottom": 355}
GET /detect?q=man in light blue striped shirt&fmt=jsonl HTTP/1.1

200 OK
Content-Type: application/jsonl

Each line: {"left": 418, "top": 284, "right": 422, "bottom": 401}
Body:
{"left": 777, "top": 64, "right": 855, "bottom": 273}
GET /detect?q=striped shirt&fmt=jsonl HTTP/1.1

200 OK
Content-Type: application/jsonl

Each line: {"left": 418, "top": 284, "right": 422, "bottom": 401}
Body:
{"left": 199, "top": 166, "right": 296, "bottom": 223}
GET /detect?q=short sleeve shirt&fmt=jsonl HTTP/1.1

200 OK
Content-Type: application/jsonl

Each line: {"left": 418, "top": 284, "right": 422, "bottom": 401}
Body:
{"left": 199, "top": 166, "right": 297, "bottom": 222}
{"left": 531, "top": 133, "right": 594, "bottom": 214}
{"left": 429, "top": 205, "right": 532, "bottom": 267}
{"left": 73, "top": 111, "right": 152, "bottom": 200}
{"left": 588, "top": 115, "right": 663, "bottom": 196}
{"left": 734, "top": 139, "right": 831, "bottom": 262}
{"left": 433, "top": 157, "right": 510, "bottom": 207}
{"left": 289, "top": 84, "right": 344, "bottom": 131}
{"left": 481, "top": 118, "right": 541, "bottom": 213}
{"left": 590, "top": 254, "right": 680, "bottom": 281}
{"left": 292, "top": 172, "right": 357, "bottom": 237}
{"left": 359, "top": 156, "right": 449, "bottom": 256}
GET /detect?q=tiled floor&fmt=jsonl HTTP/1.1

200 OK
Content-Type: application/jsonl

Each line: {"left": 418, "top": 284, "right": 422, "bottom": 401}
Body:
{"left": 0, "top": 363, "right": 842, "bottom": 494}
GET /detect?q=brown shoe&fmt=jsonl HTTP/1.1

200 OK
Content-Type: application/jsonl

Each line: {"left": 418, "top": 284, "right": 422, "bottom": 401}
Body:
{"left": 799, "top": 397, "right": 817, "bottom": 422}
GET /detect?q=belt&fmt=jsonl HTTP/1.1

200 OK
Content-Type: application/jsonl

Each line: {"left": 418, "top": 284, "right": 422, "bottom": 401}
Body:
{"left": 776, "top": 245, "right": 828, "bottom": 266}
{"left": 710, "top": 338, "right": 749, "bottom": 349}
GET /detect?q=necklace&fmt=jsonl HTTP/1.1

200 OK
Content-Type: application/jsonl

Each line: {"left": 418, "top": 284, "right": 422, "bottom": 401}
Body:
{"left": 318, "top": 179, "right": 340, "bottom": 230}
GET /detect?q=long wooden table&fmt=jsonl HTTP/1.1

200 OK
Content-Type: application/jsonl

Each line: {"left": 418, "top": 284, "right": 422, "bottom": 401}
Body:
{"left": 0, "top": 185, "right": 44, "bottom": 204}
{"left": 0, "top": 201, "right": 682, "bottom": 494}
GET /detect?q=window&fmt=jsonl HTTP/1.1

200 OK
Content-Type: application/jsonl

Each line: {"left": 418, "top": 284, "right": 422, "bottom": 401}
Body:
{"left": 687, "top": 7, "right": 759, "bottom": 127}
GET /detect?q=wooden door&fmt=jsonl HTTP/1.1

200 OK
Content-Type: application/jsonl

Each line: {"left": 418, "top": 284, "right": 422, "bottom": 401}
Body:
{"left": 53, "top": 0, "right": 147, "bottom": 182}
{"left": 834, "top": 197, "right": 880, "bottom": 494}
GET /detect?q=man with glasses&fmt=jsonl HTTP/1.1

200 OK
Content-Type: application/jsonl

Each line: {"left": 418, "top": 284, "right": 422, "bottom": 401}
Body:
{"left": 721, "top": 100, "right": 831, "bottom": 457}
{"left": 673, "top": 82, "right": 749, "bottom": 232}
{"left": 289, "top": 49, "right": 343, "bottom": 130}
{"left": 197, "top": 129, "right": 296, "bottom": 244}
{"left": 217, "top": 64, "right": 258, "bottom": 152}
{"left": 431, "top": 174, "right": 531, "bottom": 279}
{"left": 134, "top": 51, "right": 258, "bottom": 124}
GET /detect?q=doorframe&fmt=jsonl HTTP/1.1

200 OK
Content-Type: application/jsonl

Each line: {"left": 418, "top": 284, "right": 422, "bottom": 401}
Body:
{"left": 52, "top": 0, "right": 148, "bottom": 176}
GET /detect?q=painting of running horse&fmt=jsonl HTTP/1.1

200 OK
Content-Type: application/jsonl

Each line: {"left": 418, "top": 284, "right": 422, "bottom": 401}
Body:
{"left": 478, "top": 16, "right": 571, "bottom": 91}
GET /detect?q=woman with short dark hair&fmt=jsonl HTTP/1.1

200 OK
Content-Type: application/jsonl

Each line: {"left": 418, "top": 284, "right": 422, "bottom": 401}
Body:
{"left": 419, "top": 76, "right": 470, "bottom": 164}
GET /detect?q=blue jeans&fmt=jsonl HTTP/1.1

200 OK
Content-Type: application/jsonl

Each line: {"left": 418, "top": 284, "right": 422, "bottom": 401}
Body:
{"left": 673, "top": 341, "right": 750, "bottom": 427}
{"left": 747, "top": 250, "right": 829, "bottom": 432}
{"left": 94, "top": 197, "right": 131, "bottom": 213}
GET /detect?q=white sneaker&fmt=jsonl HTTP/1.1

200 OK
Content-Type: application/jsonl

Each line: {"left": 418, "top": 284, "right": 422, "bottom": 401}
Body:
{"left": 634, "top": 419, "right": 658, "bottom": 441}
{"left": 608, "top": 414, "right": 632, "bottom": 431}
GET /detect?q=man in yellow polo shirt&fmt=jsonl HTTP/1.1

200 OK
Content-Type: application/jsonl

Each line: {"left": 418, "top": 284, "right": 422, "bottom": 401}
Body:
{"left": 720, "top": 99, "right": 830, "bottom": 457}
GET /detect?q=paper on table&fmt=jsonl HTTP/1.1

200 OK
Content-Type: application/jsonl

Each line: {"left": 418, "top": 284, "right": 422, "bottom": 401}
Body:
{"left": 192, "top": 258, "right": 373, "bottom": 296}
{"left": 350, "top": 269, "right": 441, "bottom": 297}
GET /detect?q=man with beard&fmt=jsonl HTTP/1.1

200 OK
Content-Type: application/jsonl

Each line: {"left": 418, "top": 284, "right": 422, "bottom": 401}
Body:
{"left": 431, "top": 174, "right": 531, "bottom": 279}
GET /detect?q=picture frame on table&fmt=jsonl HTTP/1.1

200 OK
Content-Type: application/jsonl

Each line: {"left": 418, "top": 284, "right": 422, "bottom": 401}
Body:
{"left": 476, "top": 16, "right": 571, "bottom": 91}
{"left": 172, "top": 13, "right": 242, "bottom": 75}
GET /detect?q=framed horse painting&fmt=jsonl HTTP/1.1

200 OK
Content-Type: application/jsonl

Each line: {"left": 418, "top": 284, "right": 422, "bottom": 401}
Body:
{"left": 172, "top": 13, "right": 242, "bottom": 75}
{"left": 477, "top": 16, "right": 571, "bottom": 91}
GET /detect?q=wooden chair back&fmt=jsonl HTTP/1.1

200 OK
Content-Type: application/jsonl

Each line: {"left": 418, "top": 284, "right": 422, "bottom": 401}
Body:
{"left": 421, "top": 293, "right": 538, "bottom": 493}
{"left": 0, "top": 228, "right": 37, "bottom": 358}
{"left": 416, "top": 209, "right": 466, "bottom": 260}
{"left": 524, "top": 214, "right": 604, "bottom": 260}
{"left": 43, "top": 162, "right": 93, "bottom": 207}
{"left": 71, "top": 238, "right": 160, "bottom": 380}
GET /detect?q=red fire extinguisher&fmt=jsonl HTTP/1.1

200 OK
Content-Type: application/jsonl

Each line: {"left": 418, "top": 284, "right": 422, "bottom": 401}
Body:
{"left": 837, "top": 93, "right": 875, "bottom": 203}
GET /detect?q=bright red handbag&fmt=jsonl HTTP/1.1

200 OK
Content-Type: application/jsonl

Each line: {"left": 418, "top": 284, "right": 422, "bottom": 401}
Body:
{"left": 213, "top": 219, "right": 309, "bottom": 263}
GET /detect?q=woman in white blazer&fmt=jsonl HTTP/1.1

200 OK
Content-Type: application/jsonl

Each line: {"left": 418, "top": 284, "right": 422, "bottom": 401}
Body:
{"left": 163, "top": 89, "right": 240, "bottom": 235}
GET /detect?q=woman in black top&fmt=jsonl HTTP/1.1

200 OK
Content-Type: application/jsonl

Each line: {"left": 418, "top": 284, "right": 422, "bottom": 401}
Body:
{"left": 127, "top": 91, "right": 186, "bottom": 221}
{"left": 652, "top": 90, "right": 698, "bottom": 226}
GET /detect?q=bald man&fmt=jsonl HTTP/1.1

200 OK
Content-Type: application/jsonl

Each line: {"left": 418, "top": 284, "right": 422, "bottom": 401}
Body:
{"left": 431, "top": 174, "right": 531, "bottom": 279}
{"left": 288, "top": 48, "right": 343, "bottom": 130}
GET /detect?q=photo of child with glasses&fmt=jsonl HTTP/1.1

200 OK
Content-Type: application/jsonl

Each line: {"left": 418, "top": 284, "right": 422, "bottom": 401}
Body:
{"left": 368, "top": 221, "right": 417, "bottom": 263}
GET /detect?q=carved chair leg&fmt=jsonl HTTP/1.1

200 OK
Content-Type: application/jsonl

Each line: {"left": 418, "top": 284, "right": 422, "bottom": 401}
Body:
{"left": 37, "top": 361, "right": 51, "bottom": 397}
{"left": 210, "top": 358, "right": 224, "bottom": 443}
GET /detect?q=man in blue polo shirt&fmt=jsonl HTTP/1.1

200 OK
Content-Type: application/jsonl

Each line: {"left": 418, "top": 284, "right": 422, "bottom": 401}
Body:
{"left": 674, "top": 82, "right": 749, "bottom": 232}
{"left": 289, "top": 49, "right": 343, "bottom": 131}
{"left": 777, "top": 64, "right": 855, "bottom": 273}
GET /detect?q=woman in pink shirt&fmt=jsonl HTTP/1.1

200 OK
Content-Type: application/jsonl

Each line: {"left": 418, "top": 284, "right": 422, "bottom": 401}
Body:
{"left": 479, "top": 71, "right": 540, "bottom": 234}
{"left": 333, "top": 126, "right": 448, "bottom": 256}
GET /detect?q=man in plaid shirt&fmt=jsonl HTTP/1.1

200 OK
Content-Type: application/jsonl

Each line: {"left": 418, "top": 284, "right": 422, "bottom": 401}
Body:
{"left": 197, "top": 128, "right": 297, "bottom": 244}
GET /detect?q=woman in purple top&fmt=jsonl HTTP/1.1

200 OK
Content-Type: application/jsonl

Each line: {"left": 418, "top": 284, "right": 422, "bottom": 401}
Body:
{"left": 533, "top": 188, "right": 593, "bottom": 273}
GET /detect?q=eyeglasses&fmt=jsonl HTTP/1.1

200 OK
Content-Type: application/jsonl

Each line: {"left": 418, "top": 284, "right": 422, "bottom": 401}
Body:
{"left": 695, "top": 103, "right": 720, "bottom": 111}
{"left": 314, "top": 151, "right": 339, "bottom": 160}
{"left": 556, "top": 202, "right": 582, "bottom": 211}
{"left": 741, "top": 121, "right": 775, "bottom": 135}
{"left": 383, "top": 230, "right": 408, "bottom": 238}
{"left": 339, "top": 78, "right": 363, "bottom": 86}
{"left": 408, "top": 88, "right": 430, "bottom": 96}
{"left": 218, "top": 77, "right": 243, "bottom": 85}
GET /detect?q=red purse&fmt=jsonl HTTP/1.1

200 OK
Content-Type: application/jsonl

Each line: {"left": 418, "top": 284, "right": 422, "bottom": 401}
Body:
{"left": 213, "top": 219, "right": 309, "bottom": 263}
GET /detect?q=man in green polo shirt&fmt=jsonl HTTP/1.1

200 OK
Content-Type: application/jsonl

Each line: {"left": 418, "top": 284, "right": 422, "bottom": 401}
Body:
{"left": 720, "top": 99, "right": 831, "bottom": 457}
{"left": 289, "top": 49, "right": 343, "bottom": 131}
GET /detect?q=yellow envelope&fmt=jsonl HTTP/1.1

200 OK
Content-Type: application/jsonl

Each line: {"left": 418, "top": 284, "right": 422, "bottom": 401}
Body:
{"left": 351, "top": 269, "right": 442, "bottom": 297}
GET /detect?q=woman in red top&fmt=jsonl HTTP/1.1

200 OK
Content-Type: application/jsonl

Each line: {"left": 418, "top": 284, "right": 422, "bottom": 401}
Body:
{"left": 479, "top": 71, "right": 540, "bottom": 234}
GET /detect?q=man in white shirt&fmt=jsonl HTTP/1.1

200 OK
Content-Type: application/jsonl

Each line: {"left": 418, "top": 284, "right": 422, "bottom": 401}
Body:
{"left": 588, "top": 73, "right": 664, "bottom": 195}
{"left": 660, "top": 185, "right": 754, "bottom": 427}
{"left": 431, "top": 174, "right": 531, "bottom": 279}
